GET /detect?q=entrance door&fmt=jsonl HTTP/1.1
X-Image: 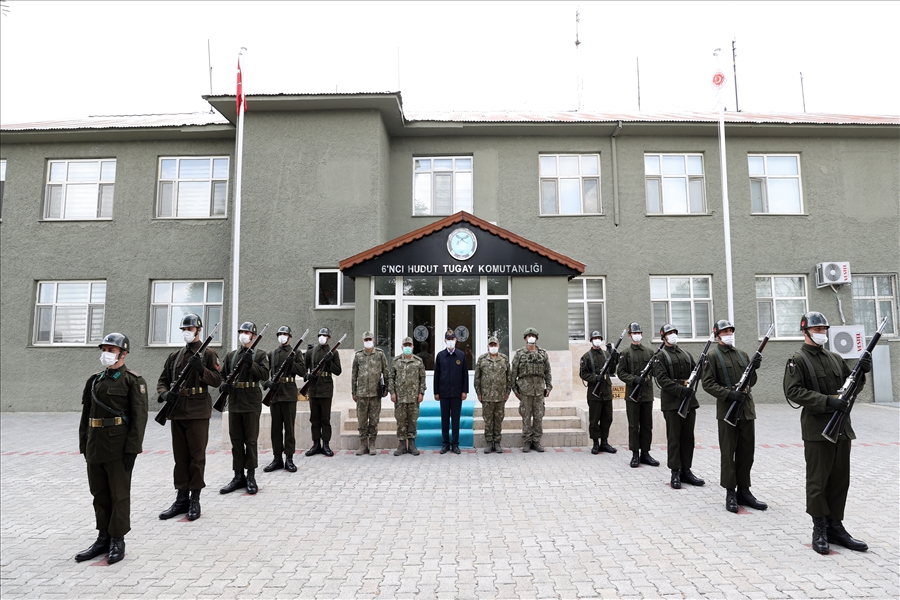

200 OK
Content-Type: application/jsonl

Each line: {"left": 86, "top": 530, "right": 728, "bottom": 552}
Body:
{"left": 404, "top": 300, "right": 477, "bottom": 400}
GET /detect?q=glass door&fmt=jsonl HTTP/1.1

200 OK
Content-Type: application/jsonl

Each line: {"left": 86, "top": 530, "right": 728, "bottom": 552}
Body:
{"left": 404, "top": 300, "right": 478, "bottom": 400}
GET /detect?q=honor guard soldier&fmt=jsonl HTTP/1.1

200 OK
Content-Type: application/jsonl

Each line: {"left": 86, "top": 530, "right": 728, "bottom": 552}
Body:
{"left": 390, "top": 337, "right": 427, "bottom": 456}
{"left": 76, "top": 333, "right": 148, "bottom": 565}
{"left": 262, "top": 326, "right": 306, "bottom": 473}
{"left": 434, "top": 329, "right": 469, "bottom": 454}
{"left": 351, "top": 331, "right": 390, "bottom": 455}
{"left": 512, "top": 327, "right": 552, "bottom": 453}
{"left": 701, "top": 319, "right": 767, "bottom": 513}
{"left": 304, "top": 328, "right": 342, "bottom": 457}
{"left": 784, "top": 311, "right": 871, "bottom": 555}
{"left": 474, "top": 336, "right": 512, "bottom": 453}
{"left": 653, "top": 324, "right": 705, "bottom": 489}
{"left": 579, "top": 331, "right": 618, "bottom": 455}
{"left": 156, "top": 314, "right": 221, "bottom": 522}
{"left": 617, "top": 323, "right": 659, "bottom": 468}
{"left": 219, "top": 322, "right": 270, "bottom": 495}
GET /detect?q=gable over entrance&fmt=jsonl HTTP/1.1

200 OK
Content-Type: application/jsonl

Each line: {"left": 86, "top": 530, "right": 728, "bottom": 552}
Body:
{"left": 339, "top": 212, "right": 584, "bottom": 278}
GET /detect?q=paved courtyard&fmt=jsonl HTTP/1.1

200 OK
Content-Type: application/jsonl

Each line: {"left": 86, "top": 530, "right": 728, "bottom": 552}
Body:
{"left": 1, "top": 403, "right": 898, "bottom": 599}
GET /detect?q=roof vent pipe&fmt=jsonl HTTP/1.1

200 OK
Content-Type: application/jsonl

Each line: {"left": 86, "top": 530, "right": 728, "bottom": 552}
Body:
{"left": 610, "top": 121, "right": 623, "bottom": 226}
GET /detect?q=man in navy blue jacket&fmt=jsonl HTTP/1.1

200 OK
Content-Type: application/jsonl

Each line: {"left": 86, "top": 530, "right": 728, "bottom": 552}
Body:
{"left": 433, "top": 330, "right": 469, "bottom": 454}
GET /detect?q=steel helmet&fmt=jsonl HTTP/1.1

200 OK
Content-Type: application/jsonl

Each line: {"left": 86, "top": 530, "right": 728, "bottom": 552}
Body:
{"left": 318, "top": 327, "right": 331, "bottom": 337}
{"left": 180, "top": 313, "right": 202, "bottom": 329}
{"left": 628, "top": 322, "right": 642, "bottom": 334}
{"left": 800, "top": 311, "right": 829, "bottom": 331}
{"left": 713, "top": 319, "right": 735, "bottom": 336}
{"left": 523, "top": 327, "right": 539, "bottom": 338}
{"left": 590, "top": 330, "right": 603, "bottom": 340}
{"left": 238, "top": 322, "right": 257, "bottom": 334}
{"left": 276, "top": 326, "right": 292, "bottom": 336}
{"left": 659, "top": 324, "right": 678, "bottom": 337}
{"left": 98, "top": 332, "right": 130, "bottom": 352}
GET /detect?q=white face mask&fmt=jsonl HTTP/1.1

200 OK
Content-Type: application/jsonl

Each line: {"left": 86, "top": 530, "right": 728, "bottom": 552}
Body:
{"left": 182, "top": 329, "right": 197, "bottom": 343}
{"left": 363, "top": 340, "right": 374, "bottom": 349}
{"left": 632, "top": 334, "right": 643, "bottom": 343}
{"left": 239, "top": 333, "right": 252, "bottom": 345}
{"left": 526, "top": 336, "right": 537, "bottom": 345}
{"left": 318, "top": 336, "right": 328, "bottom": 345}
{"left": 100, "top": 351, "right": 118, "bottom": 367}
{"left": 489, "top": 345, "right": 499, "bottom": 355}
{"left": 666, "top": 333, "right": 678, "bottom": 345}
{"left": 720, "top": 334, "right": 735, "bottom": 347}
{"left": 811, "top": 332, "right": 828, "bottom": 346}
{"left": 446, "top": 340, "right": 456, "bottom": 350}
{"left": 592, "top": 339, "right": 604, "bottom": 348}
{"left": 278, "top": 335, "right": 289, "bottom": 345}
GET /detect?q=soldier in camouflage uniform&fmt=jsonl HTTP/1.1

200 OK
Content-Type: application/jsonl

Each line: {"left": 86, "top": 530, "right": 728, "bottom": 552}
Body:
{"left": 512, "top": 327, "right": 552, "bottom": 453}
{"left": 390, "top": 336, "right": 427, "bottom": 456}
{"left": 351, "top": 331, "right": 390, "bottom": 456}
{"left": 76, "top": 333, "right": 148, "bottom": 565}
{"left": 474, "top": 336, "right": 512, "bottom": 453}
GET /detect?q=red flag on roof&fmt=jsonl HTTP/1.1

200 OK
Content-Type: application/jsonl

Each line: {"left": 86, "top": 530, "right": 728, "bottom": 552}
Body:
{"left": 236, "top": 56, "right": 246, "bottom": 114}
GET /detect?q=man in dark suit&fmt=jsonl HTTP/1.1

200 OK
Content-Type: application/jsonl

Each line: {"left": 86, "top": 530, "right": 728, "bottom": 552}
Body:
{"left": 433, "top": 330, "right": 469, "bottom": 455}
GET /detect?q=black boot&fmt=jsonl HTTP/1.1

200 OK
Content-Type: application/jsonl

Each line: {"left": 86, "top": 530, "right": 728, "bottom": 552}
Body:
{"left": 725, "top": 488, "right": 738, "bottom": 513}
{"left": 305, "top": 441, "right": 322, "bottom": 457}
{"left": 680, "top": 469, "right": 705, "bottom": 486}
{"left": 107, "top": 536, "right": 125, "bottom": 565}
{"left": 246, "top": 469, "right": 258, "bottom": 495}
{"left": 408, "top": 440, "right": 420, "bottom": 456}
{"left": 630, "top": 452, "right": 640, "bottom": 468}
{"left": 220, "top": 470, "right": 246, "bottom": 494}
{"left": 812, "top": 516, "right": 829, "bottom": 554}
{"left": 158, "top": 490, "right": 189, "bottom": 520}
{"left": 599, "top": 439, "right": 617, "bottom": 454}
{"left": 284, "top": 455, "right": 297, "bottom": 472}
{"left": 826, "top": 518, "right": 868, "bottom": 551}
{"left": 737, "top": 487, "right": 768, "bottom": 511}
{"left": 263, "top": 455, "right": 284, "bottom": 472}
{"left": 640, "top": 452, "right": 660, "bottom": 467}
{"left": 395, "top": 440, "right": 408, "bottom": 456}
{"left": 74, "top": 530, "right": 110, "bottom": 562}
{"left": 591, "top": 439, "right": 600, "bottom": 455}
{"left": 187, "top": 490, "right": 201, "bottom": 521}
{"left": 322, "top": 442, "right": 335, "bottom": 457}
{"left": 670, "top": 470, "right": 682, "bottom": 489}
{"left": 531, "top": 441, "right": 545, "bottom": 452}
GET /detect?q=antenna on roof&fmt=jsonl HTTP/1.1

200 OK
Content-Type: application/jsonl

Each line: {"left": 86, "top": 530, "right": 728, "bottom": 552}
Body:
{"left": 732, "top": 38, "right": 740, "bottom": 112}
{"left": 207, "top": 40, "right": 214, "bottom": 114}
{"left": 800, "top": 72, "right": 807, "bottom": 113}
{"left": 575, "top": 6, "right": 583, "bottom": 111}
{"left": 636, "top": 57, "right": 641, "bottom": 111}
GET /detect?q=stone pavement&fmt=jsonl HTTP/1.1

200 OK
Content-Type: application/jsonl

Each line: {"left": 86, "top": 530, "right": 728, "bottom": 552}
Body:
{"left": 1, "top": 404, "right": 898, "bottom": 599}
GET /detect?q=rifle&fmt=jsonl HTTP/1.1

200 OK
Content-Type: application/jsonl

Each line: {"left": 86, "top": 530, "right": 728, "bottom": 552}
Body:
{"left": 262, "top": 328, "right": 309, "bottom": 407}
{"left": 627, "top": 342, "right": 665, "bottom": 402}
{"left": 591, "top": 328, "right": 628, "bottom": 396}
{"left": 213, "top": 323, "right": 269, "bottom": 412}
{"left": 299, "top": 333, "right": 347, "bottom": 397}
{"left": 677, "top": 334, "right": 716, "bottom": 418}
{"left": 723, "top": 323, "right": 775, "bottom": 426}
{"left": 154, "top": 323, "right": 220, "bottom": 426}
{"left": 822, "top": 317, "right": 887, "bottom": 443}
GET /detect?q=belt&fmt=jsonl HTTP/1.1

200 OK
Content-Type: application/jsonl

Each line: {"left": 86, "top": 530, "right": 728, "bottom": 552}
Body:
{"left": 235, "top": 381, "right": 258, "bottom": 389}
{"left": 680, "top": 380, "right": 689, "bottom": 386}
{"left": 317, "top": 372, "right": 331, "bottom": 377}
{"left": 90, "top": 417, "right": 123, "bottom": 427}
{"left": 179, "top": 387, "right": 205, "bottom": 396}
{"left": 279, "top": 377, "right": 295, "bottom": 383}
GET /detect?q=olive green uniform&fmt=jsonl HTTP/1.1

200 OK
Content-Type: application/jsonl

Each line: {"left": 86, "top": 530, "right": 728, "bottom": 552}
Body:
{"left": 267, "top": 344, "right": 306, "bottom": 458}
{"left": 701, "top": 344, "right": 758, "bottom": 489}
{"left": 617, "top": 343, "right": 655, "bottom": 453}
{"left": 579, "top": 347, "right": 616, "bottom": 442}
{"left": 511, "top": 346, "right": 552, "bottom": 445}
{"left": 653, "top": 345, "right": 698, "bottom": 471}
{"left": 221, "top": 349, "right": 270, "bottom": 471}
{"left": 351, "top": 348, "right": 390, "bottom": 442}
{"left": 79, "top": 366, "right": 148, "bottom": 538}
{"left": 783, "top": 344, "right": 859, "bottom": 520}
{"left": 305, "top": 343, "right": 342, "bottom": 444}
{"left": 156, "top": 341, "right": 221, "bottom": 490}
{"left": 474, "top": 352, "right": 513, "bottom": 444}
{"left": 390, "top": 354, "right": 427, "bottom": 440}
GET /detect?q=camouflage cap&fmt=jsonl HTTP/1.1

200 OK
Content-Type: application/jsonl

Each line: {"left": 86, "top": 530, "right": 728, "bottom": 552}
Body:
{"left": 402, "top": 336, "right": 414, "bottom": 345}
{"left": 362, "top": 331, "right": 374, "bottom": 340}
{"left": 488, "top": 336, "right": 500, "bottom": 345}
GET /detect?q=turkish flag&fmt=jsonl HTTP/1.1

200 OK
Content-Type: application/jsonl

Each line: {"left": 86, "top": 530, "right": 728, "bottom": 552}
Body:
{"left": 236, "top": 57, "right": 246, "bottom": 114}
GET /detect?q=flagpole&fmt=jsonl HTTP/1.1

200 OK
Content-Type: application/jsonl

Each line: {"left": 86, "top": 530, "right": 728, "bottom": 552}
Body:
{"left": 231, "top": 48, "right": 247, "bottom": 350}
{"left": 714, "top": 48, "right": 735, "bottom": 324}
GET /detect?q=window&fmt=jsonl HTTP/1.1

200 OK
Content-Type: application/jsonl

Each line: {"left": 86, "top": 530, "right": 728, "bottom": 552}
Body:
{"left": 568, "top": 277, "right": 606, "bottom": 341}
{"left": 157, "top": 157, "right": 229, "bottom": 218}
{"left": 0, "top": 159, "right": 6, "bottom": 219}
{"left": 150, "top": 281, "right": 223, "bottom": 345}
{"left": 852, "top": 275, "right": 897, "bottom": 337}
{"left": 413, "top": 157, "right": 473, "bottom": 216}
{"left": 540, "top": 154, "right": 601, "bottom": 215}
{"left": 44, "top": 159, "right": 116, "bottom": 220}
{"left": 650, "top": 276, "right": 712, "bottom": 339}
{"left": 34, "top": 281, "right": 106, "bottom": 345}
{"left": 748, "top": 154, "right": 803, "bottom": 214}
{"left": 316, "top": 270, "right": 355, "bottom": 308}
{"left": 756, "top": 276, "right": 808, "bottom": 339}
{"left": 644, "top": 154, "right": 706, "bottom": 214}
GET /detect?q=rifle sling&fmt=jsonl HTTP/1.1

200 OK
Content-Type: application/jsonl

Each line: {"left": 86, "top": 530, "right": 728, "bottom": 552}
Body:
{"left": 91, "top": 377, "right": 130, "bottom": 426}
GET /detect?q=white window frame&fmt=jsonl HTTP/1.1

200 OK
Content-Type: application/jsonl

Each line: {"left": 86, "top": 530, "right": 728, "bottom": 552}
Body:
{"left": 755, "top": 275, "right": 808, "bottom": 340}
{"left": 412, "top": 156, "right": 473, "bottom": 216}
{"left": 748, "top": 153, "right": 803, "bottom": 214}
{"left": 852, "top": 274, "right": 898, "bottom": 337}
{"left": 149, "top": 280, "right": 224, "bottom": 346}
{"left": 33, "top": 280, "right": 106, "bottom": 346}
{"left": 0, "top": 159, "right": 6, "bottom": 221}
{"left": 567, "top": 277, "right": 607, "bottom": 341}
{"left": 44, "top": 159, "right": 116, "bottom": 220}
{"left": 644, "top": 153, "right": 706, "bottom": 215}
{"left": 650, "top": 276, "right": 713, "bottom": 341}
{"left": 539, "top": 154, "right": 602, "bottom": 216}
{"left": 316, "top": 269, "right": 356, "bottom": 309}
{"left": 156, "top": 156, "right": 229, "bottom": 219}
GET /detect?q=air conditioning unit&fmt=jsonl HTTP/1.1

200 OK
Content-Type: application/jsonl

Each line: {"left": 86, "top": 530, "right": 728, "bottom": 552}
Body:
{"left": 816, "top": 261, "right": 852, "bottom": 288}
{"left": 829, "top": 325, "right": 866, "bottom": 359}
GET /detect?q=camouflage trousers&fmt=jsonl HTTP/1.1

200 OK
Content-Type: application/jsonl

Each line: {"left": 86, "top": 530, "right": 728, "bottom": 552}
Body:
{"left": 356, "top": 396, "right": 381, "bottom": 439}
{"left": 518, "top": 395, "right": 545, "bottom": 443}
{"left": 482, "top": 401, "right": 506, "bottom": 443}
{"left": 395, "top": 401, "right": 420, "bottom": 440}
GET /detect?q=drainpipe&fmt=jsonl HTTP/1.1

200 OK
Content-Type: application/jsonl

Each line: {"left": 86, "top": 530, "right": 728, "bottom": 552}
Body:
{"left": 610, "top": 121, "right": 623, "bottom": 226}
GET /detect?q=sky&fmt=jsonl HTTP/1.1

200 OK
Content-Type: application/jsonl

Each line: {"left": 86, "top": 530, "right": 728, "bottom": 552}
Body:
{"left": 1, "top": 0, "right": 898, "bottom": 124}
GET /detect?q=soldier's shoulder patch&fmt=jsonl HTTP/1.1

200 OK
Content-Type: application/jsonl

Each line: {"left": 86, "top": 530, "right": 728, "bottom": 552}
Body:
{"left": 139, "top": 383, "right": 147, "bottom": 395}
{"left": 787, "top": 360, "right": 796, "bottom": 375}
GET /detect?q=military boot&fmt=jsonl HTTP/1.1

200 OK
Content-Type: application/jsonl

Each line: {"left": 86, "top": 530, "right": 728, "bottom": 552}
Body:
{"left": 680, "top": 469, "right": 705, "bottom": 486}
{"left": 494, "top": 442, "right": 505, "bottom": 454}
{"left": 736, "top": 487, "right": 768, "bottom": 511}
{"left": 522, "top": 441, "right": 531, "bottom": 453}
{"left": 395, "top": 440, "right": 407, "bottom": 456}
{"left": 483, "top": 441, "right": 493, "bottom": 454}
{"left": 187, "top": 490, "right": 201, "bottom": 521}
{"left": 591, "top": 439, "right": 601, "bottom": 454}
{"left": 599, "top": 439, "right": 617, "bottom": 454}
{"left": 322, "top": 441, "right": 334, "bottom": 457}
{"left": 107, "top": 536, "right": 125, "bottom": 565}
{"left": 368, "top": 437, "right": 378, "bottom": 455}
{"left": 640, "top": 452, "right": 660, "bottom": 467}
{"left": 305, "top": 441, "right": 322, "bottom": 457}
{"left": 531, "top": 440, "right": 545, "bottom": 452}
{"left": 630, "top": 452, "right": 640, "bottom": 468}
{"left": 408, "top": 440, "right": 420, "bottom": 456}
{"left": 826, "top": 519, "right": 868, "bottom": 552}
{"left": 246, "top": 469, "right": 258, "bottom": 495}
{"left": 74, "top": 530, "right": 110, "bottom": 562}
{"left": 263, "top": 455, "right": 284, "bottom": 472}
{"left": 812, "top": 516, "right": 829, "bottom": 554}
{"left": 670, "top": 470, "right": 682, "bottom": 489}
{"left": 219, "top": 470, "right": 246, "bottom": 494}
{"left": 284, "top": 455, "right": 297, "bottom": 472}
{"left": 356, "top": 438, "right": 368, "bottom": 455}
{"left": 158, "top": 489, "right": 189, "bottom": 520}
{"left": 725, "top": 488, "right": 738, "bottom": 513}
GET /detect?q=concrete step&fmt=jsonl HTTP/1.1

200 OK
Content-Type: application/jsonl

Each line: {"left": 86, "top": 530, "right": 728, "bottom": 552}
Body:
{"left": 340, "top": 428, "right": 591, "bottom": 450}
{"left": 347, "top": 404, "right": 580, "bottom": 419}
{"left": 342, "top": 415, "right": 584, "bottom": 433}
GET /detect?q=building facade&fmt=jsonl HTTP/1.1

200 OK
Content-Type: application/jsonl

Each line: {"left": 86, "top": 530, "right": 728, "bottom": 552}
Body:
{"left": 1, "top": 94, "right": 897, "bottom": 412}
